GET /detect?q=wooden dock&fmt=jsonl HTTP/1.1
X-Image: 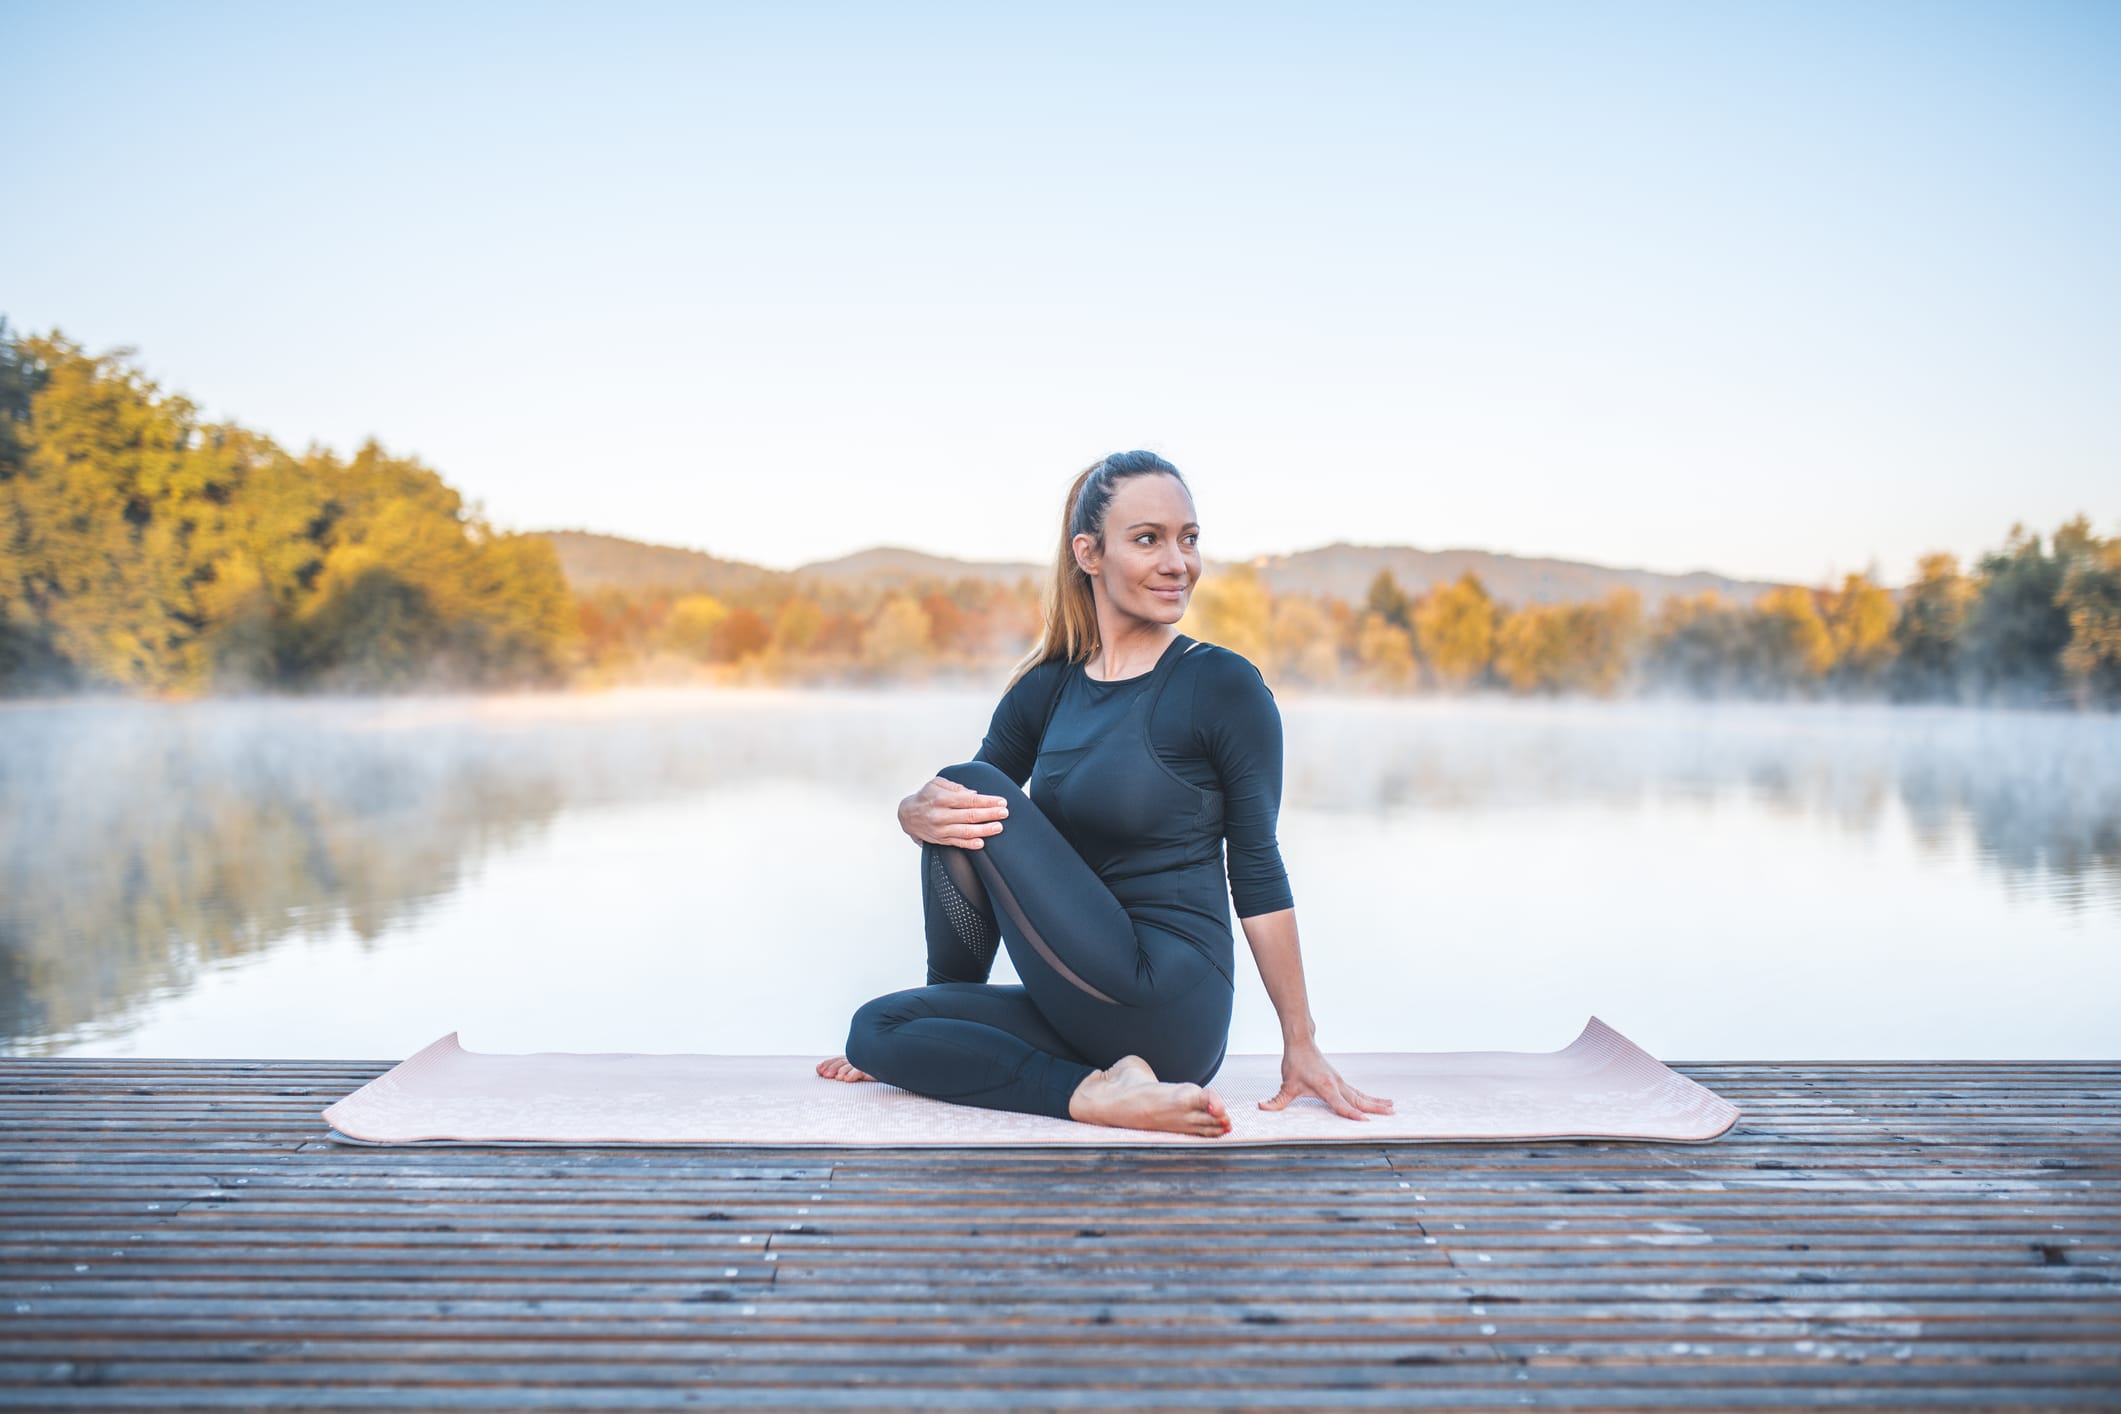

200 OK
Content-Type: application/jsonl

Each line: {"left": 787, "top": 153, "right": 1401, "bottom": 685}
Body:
{"left": 1, "top": 1057, "right": 2116, "bottom": 1410}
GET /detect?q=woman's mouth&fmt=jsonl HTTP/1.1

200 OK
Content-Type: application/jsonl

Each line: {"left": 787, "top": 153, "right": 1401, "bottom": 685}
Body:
{"left": 1149, "top": 586, "right": 1185, "bottom": 600}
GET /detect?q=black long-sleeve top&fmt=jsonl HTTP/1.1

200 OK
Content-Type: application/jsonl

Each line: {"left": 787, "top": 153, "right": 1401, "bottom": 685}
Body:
{"left": 972, "top": 640, "right": 1295, "bottom": 921}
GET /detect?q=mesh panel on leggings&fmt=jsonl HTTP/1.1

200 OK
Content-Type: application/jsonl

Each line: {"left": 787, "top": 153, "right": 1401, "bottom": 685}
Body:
{"left": 968, "top": 847, "right": 1121, "bottom": 1005}
{"left": 925, "top": 844, "right": 1000, "bottom": 984}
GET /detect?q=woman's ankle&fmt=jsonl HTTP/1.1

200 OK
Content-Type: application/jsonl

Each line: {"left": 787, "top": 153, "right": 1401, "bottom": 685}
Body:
{"left": 1066, "top": 1066, "right": 1110, "bottom": 1122}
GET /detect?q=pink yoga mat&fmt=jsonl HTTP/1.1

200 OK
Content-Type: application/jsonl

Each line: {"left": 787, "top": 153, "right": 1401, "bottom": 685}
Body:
{"left": 321, "top": 1017, "right": 1739, "bottom": 1146}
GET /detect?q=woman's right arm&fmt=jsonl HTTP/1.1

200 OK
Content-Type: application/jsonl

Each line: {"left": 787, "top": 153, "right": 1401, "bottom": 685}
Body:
{"left": 895, "top": 664, "right": 1044, "bottom": 847}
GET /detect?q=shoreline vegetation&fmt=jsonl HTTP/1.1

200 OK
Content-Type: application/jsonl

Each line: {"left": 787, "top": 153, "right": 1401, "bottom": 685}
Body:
{"left": 3, "top": 321, "right": 2116, "bottom": 709}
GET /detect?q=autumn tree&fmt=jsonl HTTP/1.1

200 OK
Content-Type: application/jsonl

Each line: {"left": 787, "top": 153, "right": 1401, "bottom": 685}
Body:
{"left": 861, "top": 594, "right": 933, "bottom": 674}
{"left": 709, "top": 606, "right": 773, "bottom": 663}
{"left": 918, "top": 588, "right": 972, "bottom": 658}
{"left": 1572, "top": 588, "right": 1645, "bottom": 696}
{"left": 1412, "top": 571, "right": 1498, "bottom": 690}
{"left": 288, "top": 440, "right": 574, "bottom": 690}
{"left": 1182, "top": 563, "right": 1270, "bottom": 663}
{"left": 1266, "top": 594, "right": 1340, "bottom": 686}
{"left": 1750, "top": 586, "right": 1836, "bottom": 694}
{"left": 1494, "top": 605, "right": 1570, "bottom": 694}
{"left": 7, "top": 332, "right": 223, "bottom": 690}
{"left": 1820, "top": 571, "right": 1897, "bottom": 695}
{"left": 2056, "top": 523, "right": 2121, "bottom": 708}
{"left": 659, "top": 595, "right": 729, "bottom": 659}
{"left": 0, "top": 318, "right": 59, "bottom": 686}
{"left": 772, "top": 595, "right": 824, "bottom": 654}
{"left": 1494, "top": 589, "right": 1643, "bottom": 697}
{"left": 1354, "top": 611, "right": 1417, "bottom": 691}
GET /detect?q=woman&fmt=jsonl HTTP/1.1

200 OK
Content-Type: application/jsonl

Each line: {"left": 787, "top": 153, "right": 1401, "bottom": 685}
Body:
{"left": 816, "top": 451, "right": 1393, "bottom": 1137}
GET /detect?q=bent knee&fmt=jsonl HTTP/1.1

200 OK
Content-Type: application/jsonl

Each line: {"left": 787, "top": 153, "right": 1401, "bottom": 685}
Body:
{"left": 845, "top": 989, "right": 923, "bottom": 1069}
{"left": 938, "top": 759, "right": 1013, "bottom": 795}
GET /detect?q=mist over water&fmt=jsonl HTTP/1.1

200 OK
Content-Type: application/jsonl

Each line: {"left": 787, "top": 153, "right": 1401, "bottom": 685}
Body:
{"left": 2, "top": 690, "right": 2114, "bottom": 1062}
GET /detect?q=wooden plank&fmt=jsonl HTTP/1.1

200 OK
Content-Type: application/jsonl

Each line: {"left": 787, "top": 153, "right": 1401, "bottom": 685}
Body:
{"left": 0, "top": 1056, "right": 2115, "bottom": 1410}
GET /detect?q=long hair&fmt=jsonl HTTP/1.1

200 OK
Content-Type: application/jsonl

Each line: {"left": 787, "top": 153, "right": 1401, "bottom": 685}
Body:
{"left": 1004, "top": 450, "right": 1189, "bottom": 691}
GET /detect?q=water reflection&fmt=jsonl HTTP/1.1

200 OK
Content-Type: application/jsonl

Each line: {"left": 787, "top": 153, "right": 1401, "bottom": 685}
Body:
{"left": 1, "top": 690, "right": 2115, "bottom": 1057}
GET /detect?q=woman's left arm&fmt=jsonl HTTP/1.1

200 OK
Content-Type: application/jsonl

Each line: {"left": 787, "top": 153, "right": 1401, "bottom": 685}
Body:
{"left": 1198, "top": 650, "right": 1392, "bottom": 1121}
{"left": 1238, "top": 906, "right": 1395, "bottom": 1120}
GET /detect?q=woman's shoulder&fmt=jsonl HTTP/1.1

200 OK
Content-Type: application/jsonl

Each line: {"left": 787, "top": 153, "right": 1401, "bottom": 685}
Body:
{"left": 1179, "top": 638, "right": 1274, "bottom": 695}
{"left": 996, "top": 654, "right": 1070, "bottom": 709}
{"left": 1174, "top": 640, "right": 1279, "bottom": 734}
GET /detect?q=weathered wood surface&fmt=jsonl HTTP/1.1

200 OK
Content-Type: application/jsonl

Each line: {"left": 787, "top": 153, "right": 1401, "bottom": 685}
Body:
{"left": 0, "top": 1058, "right": 2115, "bottom": 1410}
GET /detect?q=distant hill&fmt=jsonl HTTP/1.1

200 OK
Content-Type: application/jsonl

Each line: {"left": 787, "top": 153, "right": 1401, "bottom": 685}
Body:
{"left": 1249, "top": 542, "right": 1787, "bottom": 610}
{"left": 540, "top": 530, "right": 793, "bottom": 597}
{"left": 789, "top": 546, "right": 1044, "bottom": 587}
{"left": 539, "top": 529, "right": 1791, "bottom": 608}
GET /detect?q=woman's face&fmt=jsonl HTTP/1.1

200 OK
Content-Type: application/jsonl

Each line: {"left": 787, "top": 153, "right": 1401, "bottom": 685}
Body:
{"left": 1074, "top": 473, "right": 1202, "bottom": 626}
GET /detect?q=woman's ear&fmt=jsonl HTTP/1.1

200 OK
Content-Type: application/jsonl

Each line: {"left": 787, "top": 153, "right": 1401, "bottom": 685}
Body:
{"left": 1071, "top": 531, "right": 1100, "bottom": 578}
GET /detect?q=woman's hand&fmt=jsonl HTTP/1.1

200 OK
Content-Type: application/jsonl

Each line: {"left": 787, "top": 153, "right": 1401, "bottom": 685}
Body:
{"left": 1260, "top": 1039, "right": 1395, "bottom": 1122}
{"left": 898, "top": 775, "right": 1011, "bottom": 849}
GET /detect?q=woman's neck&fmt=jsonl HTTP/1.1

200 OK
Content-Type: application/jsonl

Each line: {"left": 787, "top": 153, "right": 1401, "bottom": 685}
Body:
{"left": 1086, "top": 618, "right": 1179, "bottom": 682}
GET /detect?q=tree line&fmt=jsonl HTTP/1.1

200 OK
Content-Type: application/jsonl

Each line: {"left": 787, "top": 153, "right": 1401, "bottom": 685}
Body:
{"left": 1188, "top": 526, "right": 2119, "bottom": 708}
{"left": 0, "top": 323, "right": 571, "bottom": 693}
{"left": 2, "top": 321, "right": 2115, "bottom": 707}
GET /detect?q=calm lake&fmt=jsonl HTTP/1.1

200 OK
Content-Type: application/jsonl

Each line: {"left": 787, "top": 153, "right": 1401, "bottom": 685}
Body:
{"left": 3, "top": 690, "right": 2116, "bottom": 1063}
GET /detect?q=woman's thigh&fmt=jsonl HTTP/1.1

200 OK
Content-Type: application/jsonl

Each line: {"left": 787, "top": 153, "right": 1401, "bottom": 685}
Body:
{"left": 933, "top": 759, "right": 1165, "bottom": 1008}
{"left": 931, "top": 760, "right": 1230, "bottom": 1080}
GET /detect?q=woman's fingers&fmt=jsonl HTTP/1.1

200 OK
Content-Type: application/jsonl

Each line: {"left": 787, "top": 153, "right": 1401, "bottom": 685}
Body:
{"left": 941, "top": 819, "right": 1001, "bottom": 846}
{"left": 1259, "top": 1074, "right": 1390, "bottom": 1122}
{"left": 923, "top": 782, "right": 1009, "bottom": 847}
{"left": 925, "top": 781, "right": 1008, "bottom": 825}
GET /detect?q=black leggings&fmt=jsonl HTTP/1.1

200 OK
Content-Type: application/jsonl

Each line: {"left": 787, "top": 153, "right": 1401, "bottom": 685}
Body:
{"left": 843, "top": 759, "right": 1234, "bottom": 1121}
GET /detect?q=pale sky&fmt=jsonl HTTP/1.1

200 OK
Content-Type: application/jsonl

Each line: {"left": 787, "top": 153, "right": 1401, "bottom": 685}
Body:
{"left": 5, "top": 0, "right": 2116, "bottom": 587}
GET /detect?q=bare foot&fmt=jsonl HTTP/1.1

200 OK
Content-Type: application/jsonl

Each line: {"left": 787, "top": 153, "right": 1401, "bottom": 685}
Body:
{"left": 1068, "top": 1055, "right": 1231, "bottom": 1137}
{"left": 815, "top": 1054, "right": 874, "bottom": 1083}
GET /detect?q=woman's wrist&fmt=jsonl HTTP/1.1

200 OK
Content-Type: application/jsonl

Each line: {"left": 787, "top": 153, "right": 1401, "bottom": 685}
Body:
{"left": 1281, "top": 1019, "right": 1318, "bottom": 1048}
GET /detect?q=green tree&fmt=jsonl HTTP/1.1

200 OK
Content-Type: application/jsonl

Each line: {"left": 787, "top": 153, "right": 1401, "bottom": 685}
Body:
{"left": 1962, "top": 522, "right": 2075, "bottom": 705}
{"left": 1645, "top": 591, "right": 1750, "bottom": 696}
{"left": 1891, "top": 551, "right": 1974, "bottom": 701}
{"left": 1363, "top": 568, "right": 1412, "bottom": 633}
